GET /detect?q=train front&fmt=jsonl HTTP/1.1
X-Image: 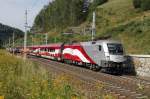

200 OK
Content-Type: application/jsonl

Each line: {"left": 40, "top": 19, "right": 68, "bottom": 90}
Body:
{"left": 103, "top": 41, "right": 127, "bottom": 72}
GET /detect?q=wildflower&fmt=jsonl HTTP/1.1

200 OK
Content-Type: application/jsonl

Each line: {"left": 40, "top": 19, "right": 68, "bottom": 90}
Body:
{"left": 95, "top": 81, "right": 105, "bottom": 89}
{"left": 103, "top": 94, "right": 115, "bottom": 99}
{"left": 137, "top": 83, "right": 144, "bottom": 90}
{"left": 0, "top": 96, "right": 4, "bottom": 99}
{"left": 42, "top": 80, "right": 48, "bottom": 88}
{"left": 71, "top": 94, "right": 79, "bottom": 99}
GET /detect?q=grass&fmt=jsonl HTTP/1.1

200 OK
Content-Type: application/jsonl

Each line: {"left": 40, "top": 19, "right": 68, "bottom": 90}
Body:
{"left": 0, "top": 50, "right": 82, "bottom": 99}
{"left": 72, "top": 0, "right": 150, "bottom": 54}
{"left": 0, "top": 50, "right": 115, "bottom": 99}
{"left": 93, "top": 0, "right": 150, "bottom": 54}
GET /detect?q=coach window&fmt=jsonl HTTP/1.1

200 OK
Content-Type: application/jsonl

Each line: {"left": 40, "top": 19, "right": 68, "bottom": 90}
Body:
{"left": 99, "top": 45, "right": 102, "bottom": 51}
{"left": 52, "top": 49, "right": 55, "bottom": 52}
{"left": 48, "top": 49, "right": 50, "bottom": 52}
{"left": 50, "top": 49, "right": 55, "bottom": 52}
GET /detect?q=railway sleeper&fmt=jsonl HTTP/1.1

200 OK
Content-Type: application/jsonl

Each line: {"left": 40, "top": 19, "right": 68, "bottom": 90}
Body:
{"left": 105, "top": 86, "right": 141, "bottom": 99}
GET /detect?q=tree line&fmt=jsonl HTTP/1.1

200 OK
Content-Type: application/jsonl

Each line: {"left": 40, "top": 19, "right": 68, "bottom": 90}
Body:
{"left": 33, "top": 0, "right": 87, "bottom": 32}
{"left": 0, "top": 23, "right": 24, "bottom": 48}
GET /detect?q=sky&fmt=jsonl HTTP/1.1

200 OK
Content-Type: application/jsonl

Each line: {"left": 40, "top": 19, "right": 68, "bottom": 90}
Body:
{"left": 0, "top": 0, "right": 51, "bottom": 31}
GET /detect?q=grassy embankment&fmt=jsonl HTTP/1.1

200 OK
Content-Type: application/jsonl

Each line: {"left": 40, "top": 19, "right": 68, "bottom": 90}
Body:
{"left": 94, "top": 0, "right": 150, "bottom": 54}
{"left": 0, "top": 50, "right": 115, "bottom": 99}
{"left": 0, "top": 50, "right": 82, "bottom": 99}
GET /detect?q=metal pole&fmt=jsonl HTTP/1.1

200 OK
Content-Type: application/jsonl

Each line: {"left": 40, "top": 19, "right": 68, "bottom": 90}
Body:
{"left": 45, "top": 33, "right": 48, "bottom": 45}
{"left": 24, "top": 10, "right": 28, "bottom": 60}
{"left": 54, "top": 37, "right": 57, "bottom": 43}
{"left": 92, "top": 11, "right": 96, "bottom": 41}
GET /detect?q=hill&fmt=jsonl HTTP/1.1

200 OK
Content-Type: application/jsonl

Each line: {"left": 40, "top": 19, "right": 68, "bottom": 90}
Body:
{"left": 0, "top": 23, "right": 24, "bottom": 48}
{"left": 94, "top": 0, "right": 150, "bottom": 54}
{"left": 32, "top": 0, "right": 150, "bottom": 54}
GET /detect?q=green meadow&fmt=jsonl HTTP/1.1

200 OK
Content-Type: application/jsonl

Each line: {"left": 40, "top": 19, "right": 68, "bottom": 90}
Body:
{"left": 0, "top": 50, "right": 115, "bottom": 99}
{"left": 0, "top": 50, "right": 82, "bottom": 99}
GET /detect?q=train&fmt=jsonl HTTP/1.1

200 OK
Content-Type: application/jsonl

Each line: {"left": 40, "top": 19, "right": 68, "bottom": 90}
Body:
{"left": 15, "top": 40, "right": 127, "bottom": 73}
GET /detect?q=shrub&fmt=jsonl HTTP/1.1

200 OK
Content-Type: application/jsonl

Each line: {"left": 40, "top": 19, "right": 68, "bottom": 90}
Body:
{"left": 133, "top": 0, "right": 141, "bottom": 8}
{"left": 141, "top": 0, "right": 150, "bottom": 11}
{"left": 133, "top": 0, "right": 150, "bottom": 11}
{"left": 94, "top": 0, "right": 108, "bottom": 6}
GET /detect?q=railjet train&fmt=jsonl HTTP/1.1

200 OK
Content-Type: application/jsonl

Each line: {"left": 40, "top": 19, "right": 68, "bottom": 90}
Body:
{"left": 19, "top": 40, "right": 127, "bottom": 72}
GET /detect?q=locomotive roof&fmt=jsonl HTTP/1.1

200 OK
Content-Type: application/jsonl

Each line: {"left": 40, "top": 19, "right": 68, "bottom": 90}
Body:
{"left": 28, "top": 43, "right": 62, "bottom": 48}
{"left": 80, "top": 40, "right": 122, "bottom": 45}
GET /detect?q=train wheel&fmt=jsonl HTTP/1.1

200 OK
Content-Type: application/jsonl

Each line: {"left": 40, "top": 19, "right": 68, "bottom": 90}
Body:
{"left": 89, "top": 64, "right": 93, "bottom": 70}
{"left": 93, "top": 65, "right": 101, "bottom": 71}
{"left": 100, "top": 68, "right": 106, "bottom": 73}
{"left": 89, "top": 64, "right": 99, "bottom": 71}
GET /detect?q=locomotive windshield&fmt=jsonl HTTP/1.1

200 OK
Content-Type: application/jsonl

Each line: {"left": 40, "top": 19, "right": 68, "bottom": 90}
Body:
{"left": 107, "top": 43, "right": 123, "bottom": 55}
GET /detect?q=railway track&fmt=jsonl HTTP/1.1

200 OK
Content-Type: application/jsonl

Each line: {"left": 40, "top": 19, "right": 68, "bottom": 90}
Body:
{"left": 119, "top": 76, "right": 150, "bottom": 88}
{"left": 28, "top": 55, "right": 150, "bottom": 99}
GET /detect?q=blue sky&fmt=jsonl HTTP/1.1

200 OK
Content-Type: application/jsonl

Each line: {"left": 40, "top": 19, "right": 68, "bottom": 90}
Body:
{"left": 0, "top": 0, "right": 51, "bottom": 31}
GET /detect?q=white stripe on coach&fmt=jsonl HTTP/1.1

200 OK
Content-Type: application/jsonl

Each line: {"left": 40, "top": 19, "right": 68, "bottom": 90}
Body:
{"left": 63, "top": 48, "right": 90, "bottom": 63}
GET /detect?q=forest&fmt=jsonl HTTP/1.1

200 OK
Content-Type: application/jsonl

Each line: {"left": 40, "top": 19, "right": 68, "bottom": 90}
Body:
{"left": 0, "top": 23, "right": 24, "bottom": 48}
{"left": 32, "top": 0, "right": 108, "bottom": 32}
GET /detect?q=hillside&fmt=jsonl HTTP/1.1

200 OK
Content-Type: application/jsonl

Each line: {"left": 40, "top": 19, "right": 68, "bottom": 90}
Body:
{"left": 94, "top": 0, "right": 150, "bottom": 54}
{"left": 33, "top": 0, "right": 86, "bottom": 32}
{"left": 32, "top": 0, "right": 150, "bottom": 54}
{"left": 0, "top": 23, "right": 24, "bottom": 48}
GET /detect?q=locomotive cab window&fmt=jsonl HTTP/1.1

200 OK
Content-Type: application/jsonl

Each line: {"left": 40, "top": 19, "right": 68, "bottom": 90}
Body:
{"left": 107, "top": 43, "right": 123, "bottom": 55}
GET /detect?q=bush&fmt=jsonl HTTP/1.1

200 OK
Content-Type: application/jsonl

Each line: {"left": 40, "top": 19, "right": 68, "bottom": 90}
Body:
{"left": 94, "top": 0, "right": 108, "bottom": 6}
{"left": 133, "top": 0, "right": 141, "bottom": 8}
{"left": 141, "top": 0, "right": 150, "bottom": 11}
{"left": 133, "top": 0, "right": 150, "bottom": 11}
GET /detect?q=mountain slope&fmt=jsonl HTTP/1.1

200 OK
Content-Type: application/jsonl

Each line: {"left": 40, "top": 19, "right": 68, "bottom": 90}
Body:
{"left": 32, "top": 0, "right": 150, "bottom": 54}
{"left": 0, "top": 23, "right": 24, "bottom": 48}
{"left": 94, "top": 0, "right": 150, "bottom": 54}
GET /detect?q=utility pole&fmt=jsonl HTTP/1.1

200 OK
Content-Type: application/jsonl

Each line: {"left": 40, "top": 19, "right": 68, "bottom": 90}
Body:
{"left": 9, "top": 38, "right": 11, "bottom": 48}
{"left": 54, "top": 37, "right": 57, "bottom": 43}
{"left": 91, "top": 11, "right": 96, "bottom": 41}
{"left": 45, "top": 33, "right": 48, "bottom": 45}
{"left": 13, "top": 32, "right": 15, "bottom": 55}
{"left": 24, "top": 9, "right": 28, "bottom": 60}
{"left": 31, "top": 35, "right": 33, "bottom": 46}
